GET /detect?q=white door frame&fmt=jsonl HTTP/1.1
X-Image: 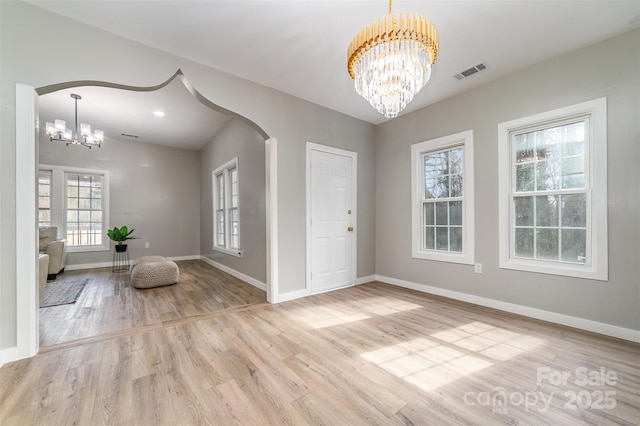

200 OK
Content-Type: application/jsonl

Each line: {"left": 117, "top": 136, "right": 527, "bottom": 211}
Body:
{"left": 15, "top": 84, "right": 39, "bottom": 360}
{"left": 305, "top": 141, "right": 357, "bottom": 293}
{"left": 12, "top": 83, "right": 279, "bottom": 363}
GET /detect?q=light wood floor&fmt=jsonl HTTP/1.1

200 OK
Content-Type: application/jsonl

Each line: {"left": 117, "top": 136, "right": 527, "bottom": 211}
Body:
{"left": 2, "top": 263, "right": 639, "bottom": 425}
{"left": 39, "top": 260, "right": 266, "bottom": 347}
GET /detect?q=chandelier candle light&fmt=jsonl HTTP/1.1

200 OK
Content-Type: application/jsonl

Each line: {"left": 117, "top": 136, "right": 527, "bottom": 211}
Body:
{"left": 347, "top": 0, "right": 439, "bottom": 118}
{"left": 46, "top": 94, "right": 104, "bottom": 148}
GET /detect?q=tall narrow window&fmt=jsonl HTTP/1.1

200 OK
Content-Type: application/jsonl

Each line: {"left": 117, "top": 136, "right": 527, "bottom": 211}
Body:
{"left": 38, "top": 170, "right": 52, "bottom": 227}
{"left": 411, "top": 130, "right": 475, "bottom": 264}
{"left": 65, "top": 173, "right": 104, "bottom": 247}
{"left": 498, "top": 98, "right": 607, "bottom": 280}
{"left": 212, "top": 158, "right": 243, "bottom": 256}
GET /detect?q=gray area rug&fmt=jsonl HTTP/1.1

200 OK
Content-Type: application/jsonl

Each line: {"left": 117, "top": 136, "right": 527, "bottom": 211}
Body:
{"left": 40, "top": 278, "right": 89, "bottom": 308}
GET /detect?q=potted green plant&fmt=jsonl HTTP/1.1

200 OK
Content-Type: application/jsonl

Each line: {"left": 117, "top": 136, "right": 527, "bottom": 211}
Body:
{"left": 107, "top": 226, "right": 138, "bottom": 252}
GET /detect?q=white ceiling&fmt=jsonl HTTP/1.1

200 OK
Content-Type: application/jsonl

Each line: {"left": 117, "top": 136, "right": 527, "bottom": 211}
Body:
{"left": 31, "top": 0, "right": 640, "bottom": 149}
{"left": 39, "top": 79, "right": 232, "bottom": 150}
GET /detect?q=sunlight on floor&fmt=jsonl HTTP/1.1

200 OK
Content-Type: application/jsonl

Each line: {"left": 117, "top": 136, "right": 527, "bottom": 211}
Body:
{"left": 361, "top": 321, "right": 545, "bottom": 392}
{"left": 289, "top": 296, "right": 423, "bottom": 329}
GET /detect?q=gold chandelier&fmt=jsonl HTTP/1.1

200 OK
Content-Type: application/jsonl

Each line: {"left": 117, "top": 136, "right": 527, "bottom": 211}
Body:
{"left": 347, "top": 0, "right": 439, "bottom": 118}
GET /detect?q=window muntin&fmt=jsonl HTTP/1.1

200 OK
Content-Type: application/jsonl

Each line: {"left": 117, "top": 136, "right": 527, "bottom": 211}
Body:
{"left": 38, "top": 170, "right": 52, "bottom": 227}
{"left": 411, "top": 130, "right": 474, "bottom": 265}
{"left": 212, "top": 158, "right": 242, "bottom": 256}
{"left": 497, "top": 98, "right": 607, "bottom": 280}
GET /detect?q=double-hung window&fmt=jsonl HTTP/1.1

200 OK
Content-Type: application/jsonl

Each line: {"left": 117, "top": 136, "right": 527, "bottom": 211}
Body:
{"left": 212, "top": 157, "right": 242, "bottom": 257}
{"left": 38, "top": 165, "right": 110, "bottom": 252}
{"left": 498, "top": 98, "right": 607, "bottom": 280}
{"left": 411, "top": 130, "right": 475, "bottom": 264}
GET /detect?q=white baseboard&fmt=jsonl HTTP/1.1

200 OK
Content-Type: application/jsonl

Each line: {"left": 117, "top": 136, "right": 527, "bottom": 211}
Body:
{"left": 65, "top": 261, "right": 112, "bottom": 271}
{"left": 64, "top": 255, "right": 201, "bottom": 271}
{"left": 167, "top": 255, "right": 201, "bottom": 262}
{"left": 199, "top": 256, "right": 266, "bottom": 291}
{"left": 375, "top": 275, "right": 640, "bottom": 343}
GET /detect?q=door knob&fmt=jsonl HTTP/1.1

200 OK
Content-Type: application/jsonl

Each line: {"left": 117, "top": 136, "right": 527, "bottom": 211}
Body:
{"left": 347, "top": 226, "right": 354, "bottom": 232}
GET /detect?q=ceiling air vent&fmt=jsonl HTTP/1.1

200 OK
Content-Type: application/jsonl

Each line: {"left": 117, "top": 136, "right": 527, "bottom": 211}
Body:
{"left": 454, "top": 63, "right": 487, "bottom": 81}
{"left": 121, "top": 133, "right": 139, "bottom": 139}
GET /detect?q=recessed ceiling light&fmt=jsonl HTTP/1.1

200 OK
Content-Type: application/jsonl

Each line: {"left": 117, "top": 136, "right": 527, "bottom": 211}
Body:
{"left": 154, "top": 111, "right": 165, "bottom": 117}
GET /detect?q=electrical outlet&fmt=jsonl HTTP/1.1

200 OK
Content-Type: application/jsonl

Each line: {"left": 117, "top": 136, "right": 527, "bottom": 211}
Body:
{"left": 474, "top": 263, "right": 482, "bottom": 274}
{"left": 144, "top": 242, "right": 150, "bottom": 249}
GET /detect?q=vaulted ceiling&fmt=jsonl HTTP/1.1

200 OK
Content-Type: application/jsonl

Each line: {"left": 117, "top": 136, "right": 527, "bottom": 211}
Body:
{"left": 31, "top": 1, "right": 640, "bottom": 149}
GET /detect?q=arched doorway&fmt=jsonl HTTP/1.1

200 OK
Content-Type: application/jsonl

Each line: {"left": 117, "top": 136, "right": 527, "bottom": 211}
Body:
{"left": 15, "top": 71, "right": 279, "bottom": 359}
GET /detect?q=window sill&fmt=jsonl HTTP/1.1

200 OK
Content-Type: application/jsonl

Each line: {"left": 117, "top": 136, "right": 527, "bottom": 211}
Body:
{"left": 68, "top": 245, "right": 110, "bottom": 253}
{"left": 412, "top": 250, "right": 474, "bottom": 265}
{"left": 213, "top": 246, "right": 244, "bottom": 258}
{"left": 499, "top": 258, "right": 608, "bottom": 281}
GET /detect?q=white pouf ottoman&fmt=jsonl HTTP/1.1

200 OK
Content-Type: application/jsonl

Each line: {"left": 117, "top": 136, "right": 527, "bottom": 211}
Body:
{"left": 130, "top": 256, "right": 179, "bottom": 289}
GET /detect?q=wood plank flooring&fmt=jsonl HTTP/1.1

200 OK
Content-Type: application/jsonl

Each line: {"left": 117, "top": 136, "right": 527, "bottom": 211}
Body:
{"left": 2, "top": 264, "right": 639, "bottom": 425}
{"left": 38, "top": 260, "right": 266, "bottom": 347}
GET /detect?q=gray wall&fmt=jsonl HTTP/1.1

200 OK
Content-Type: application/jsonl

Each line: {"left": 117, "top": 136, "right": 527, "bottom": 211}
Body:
{"left": 39, "top": 135, "right": 201, "bottom": 265}
{"left": 200, "top": 119, "right": 267, "bottom": 283}
{"left": 375, "top": 28, "right": 640, "bottom": 331}
{"left": 1, "top": 1, "right": 376, "bottom": 352}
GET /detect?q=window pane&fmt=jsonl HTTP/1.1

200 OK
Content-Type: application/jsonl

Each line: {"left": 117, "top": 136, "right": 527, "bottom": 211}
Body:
{"left": 450, "top": 201, "right": 462, "bottom": 226}
{"left": 435, "top": 227, "right": 449, "bottom": 250}
{"left": 561, "top": 229, "right": 587, "bottom": 263}
{"left": 79, "top": 198, "right": 91, "bottom": 209}
{"left": 67, "top": 210, "right": 78, "bottom": 223}
{"left": 435, "top": 202, "right": 448, "bottom": 225}
{"left": 426, "top": 176, "right": 449, "bottom": 199}
{"left": 450, "top": 174, "right": 463, "bottom": 197}
{"left": 38, "top": 196, "right": 50, "bottom": 208}
{"left": 560, "top": 194, "right": 586, "bottom": 228}
{"left": 514, "top": 196, "right": 533, "bottom": 226}
{"left": 423, "top": 203, "right": 434, "bottom": 226}
{"left": 535, "top": 133, "right": 561, "bottom": 191}
{"left": 536, "top": 195, "right": 558, "bottom": 227}
{"left": 39, "top": 210, "right": 50, "bottom": 224}
{"left": 537, "top": 229, "right": 559, "bottom": 260}
{"left": 450, "top": 227, "right": 462, "bottom": 252}
{"left": 39, "top": 184, "right": 50, "bottom": 196}
{"left": 561, "top": 156, "right": 585, "bottom": 189}
{"left": 515, "top": 228, "right": 534, "bottom": 258}
{"left": 423, "top": 226, "right": 434, "bottom": 250}
{"left": 515, "top": 163, "right": 535, "bottom": 192}
{"left": 449, "top": 148, "right": 463, "bottom": 175}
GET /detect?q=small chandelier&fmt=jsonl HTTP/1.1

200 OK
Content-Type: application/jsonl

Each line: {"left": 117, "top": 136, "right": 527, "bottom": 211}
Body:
{"left": 347, "top": 0, "right": 439, "bottom": 118}
{"left": 46, "top": 94, "right": 104, "bottom": 148}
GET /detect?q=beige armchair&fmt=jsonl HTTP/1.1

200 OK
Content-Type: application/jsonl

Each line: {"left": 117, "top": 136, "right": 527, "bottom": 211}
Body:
{"left": 39, "top": 226, "right": 67, "bottom": 280}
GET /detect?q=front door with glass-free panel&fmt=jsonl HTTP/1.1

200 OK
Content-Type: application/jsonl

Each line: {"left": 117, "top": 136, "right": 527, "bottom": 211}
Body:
{"left": 308, "top": 145, "right": 356, "bottom": 293}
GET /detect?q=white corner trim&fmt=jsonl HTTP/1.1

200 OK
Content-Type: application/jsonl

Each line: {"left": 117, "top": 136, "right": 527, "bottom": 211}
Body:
{"left": 1, "top": 346, "right": 18, "bottom": 367}
{"left": 356, "top": 275, "right": 376, "bottom": 285}
{"left": 199, "top": 256, "right": 266, "bottom": 291}
{"left": 278, "top": 288, "right": 312, "bottom": 303}
{"left": 375, "top": 274, "right": 640, "bottom": 343}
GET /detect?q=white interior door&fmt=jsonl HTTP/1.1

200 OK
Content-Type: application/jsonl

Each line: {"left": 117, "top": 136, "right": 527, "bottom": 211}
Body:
{"left": 308, "top": 144, "right": 356, "bottom": 293}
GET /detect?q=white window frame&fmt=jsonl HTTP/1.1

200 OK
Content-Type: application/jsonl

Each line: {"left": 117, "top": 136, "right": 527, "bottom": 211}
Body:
{"left": 212, "top": 157, "right": 243, "bottom": 257}
{"left": 498, "top": 98, "right": 608, "bottom": 280}
{"left": 39, "top": 164, "right": 110, "bottom": 253}
{"left": 411, "top": 130, "right": 475, "bottom": 265}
